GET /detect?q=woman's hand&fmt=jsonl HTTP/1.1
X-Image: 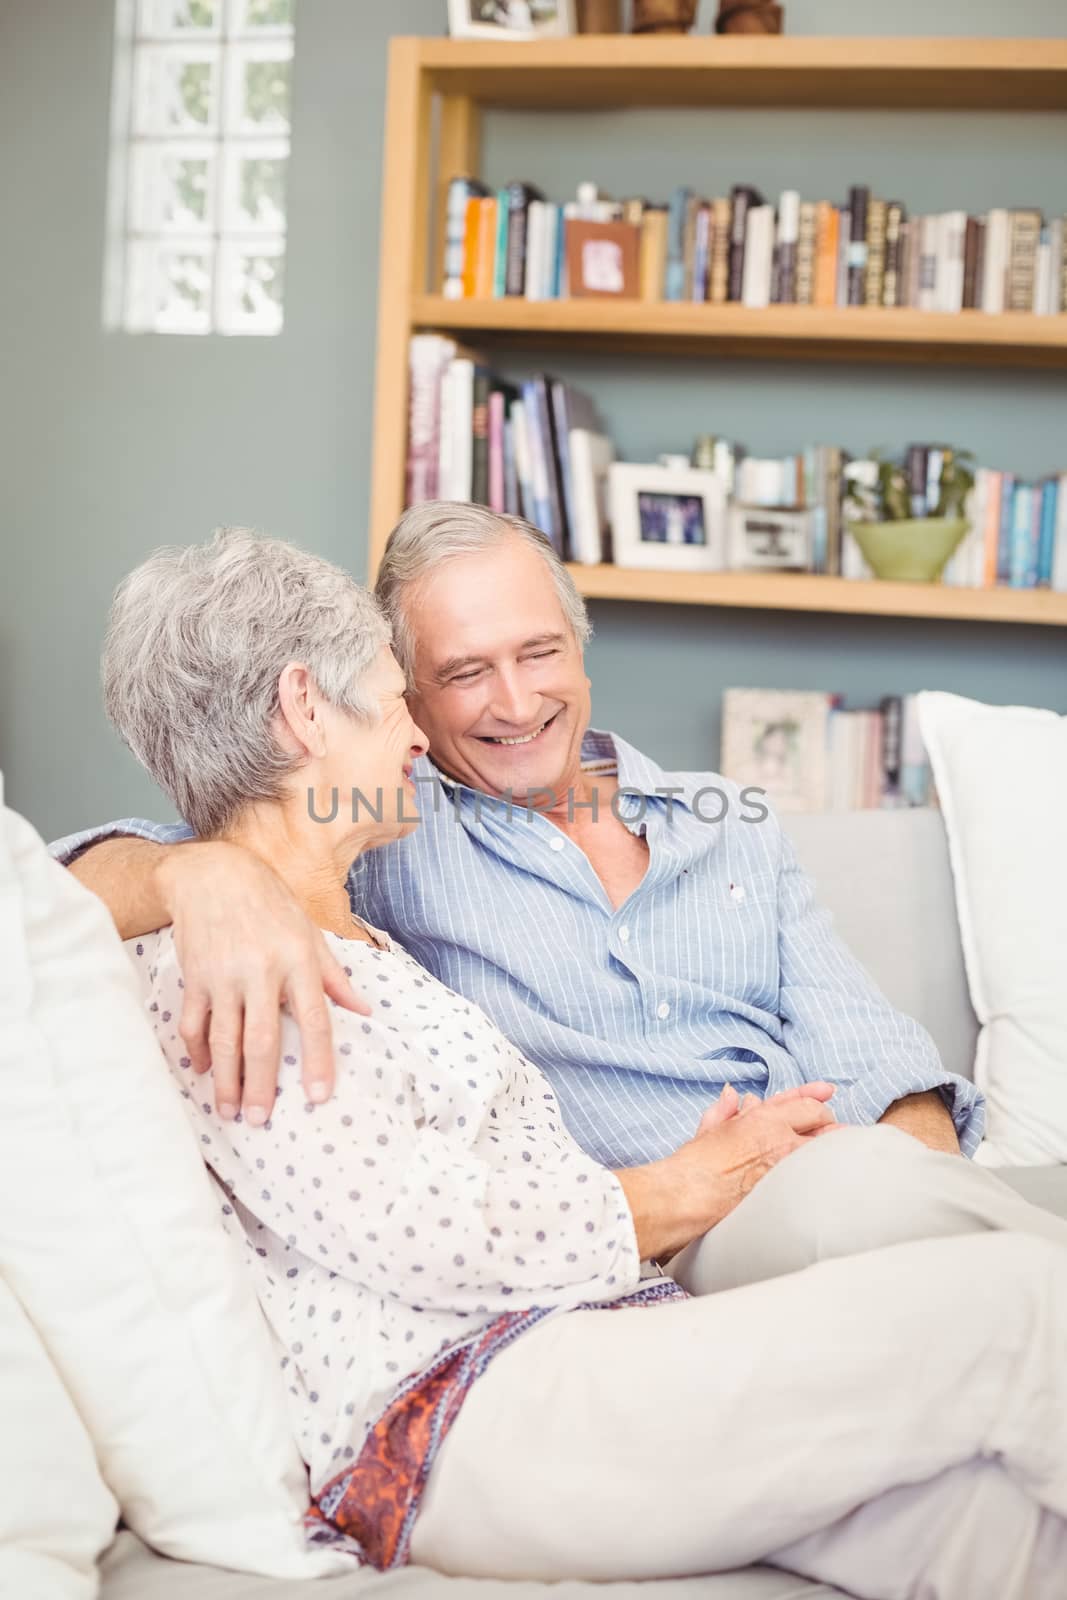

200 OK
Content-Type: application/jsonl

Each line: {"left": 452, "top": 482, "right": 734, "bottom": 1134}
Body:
{"left": 157, "top": 841, "right": 370, "bottom": 1122}
{"left": 616, "top": 1086, "right": 840, "bottom": 1262}
{"left": 696, "top": 1079, "right": 837, "bottom": 1135}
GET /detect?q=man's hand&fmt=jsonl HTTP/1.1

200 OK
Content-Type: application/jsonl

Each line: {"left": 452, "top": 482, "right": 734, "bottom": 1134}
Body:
{"left": 156, "top": 842, "right": 370, "bottom": 1123}
{"left": 616, "top": 1087, "right": 839, "bottom": 1262}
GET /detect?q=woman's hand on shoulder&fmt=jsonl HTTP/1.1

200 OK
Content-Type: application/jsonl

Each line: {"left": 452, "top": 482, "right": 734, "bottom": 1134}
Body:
{"left": 157, "top": 841, "right": 370, "bottom": 1124}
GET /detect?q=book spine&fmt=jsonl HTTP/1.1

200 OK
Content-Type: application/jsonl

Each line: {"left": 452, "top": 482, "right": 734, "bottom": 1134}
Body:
{"left": 520, "top": 380, "right": 552, "bottom": 536}
{"left": 835, "top": 205, "right": 850, "bottom": 306}
{"left": 665, "top": 186, "right": 692, "bottom": 302}
{"left": 492, "top": 190, "right": 510, "bottom": 298}
{"left": 461, "top": 196, "right": 481, "bottom": 299}
{"left": 742, "top": 206, "right": 773, "bottom": 308}
{"left": 906, "top": 217, "right": 923, "bottom": 308}
{"left": 943, "top": 211, "right": 967, "bottom": 312}
{"left": 962, "top": 215, "right": 980, "bottom": 310}
{"left": 864, "top": 197, "right": 887, "bottom": 309}
{"left": 1053, "top": 474, "right": 1067, "bottom": 591}
{"left": 728, "top": 185, "right": 759, "bottom": 303}
{"left": 709, "top": 198, "right": 731, "bottom": 304}
{"left": 470, "top": 366, "right": 492, "bottom": 506}
{"left": 474, "top": 199, "right": 497, "bottom": 299}
{"left": 972, "top": 218, "right": 986, "bottom": 310}
{"left": 882, "top": 202, "right": 905, "bottom": 307}
{"left": 981, "top": 470, "right": 1003, "bottom": 587}
{"left": 846, "top": 186, "right": 870, "bottom": 305}
{"left": 503, "top": 414, "right": 520, "bottom": 517}
{"left": 487, "top": 388, "right": 506, "bottom": 513}
{"left": 1007, "top": 208, "right": 1043, "bottom": 311}
{"left": 1008, "top": 483, "right": 1033, "bottom": 588}
{"left": 550, "top": 382, "right": 578, "bottom": 553}
{"left": 504, "top": 182, "right": 542, "bottom": 297}
{"left": 1036, "top": 478, "right": 1057, "bottom": 587}
{"left": 775, "top": 189, "right": 800, "bottom": 305}
{"left": 640, "top": 206, "right": 668, "bottom": 302}
{"left": 682, "top": 194, "right": 700, "bottom": 300}
{"left": 812, "top": 200, "right": 836, "bottom": 307}
{"left": 443, "top": 177, "right": 473, "bottom": 298}
{"left": 906, "top": 444, "right": 929, "bottom": 518}
{"left": 918, "top": 214, "right": 938, "bottom": 312}
{"left": 996, "top": 474, "right": 1017, "bottom": 584}
{"left": 794, "top": 201, "right": 818, "bottom": 306}
{"left": 405, "top": 336, "right": 450, "bottom": 507}
{"left": 692, "top": 204, "right": 711, "bottom": 302}
{"left": 880, "top": 695, "right": 903, "bottom": 804}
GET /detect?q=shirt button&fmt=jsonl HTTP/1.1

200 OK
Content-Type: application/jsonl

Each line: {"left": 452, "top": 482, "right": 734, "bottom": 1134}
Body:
{"left": 618, "top": 925, "right": 630, "bottom": 943}
{"left": 549, "top": 835, "right": 565, "bottom": 852}
{"left": 656, "top": 1002, "right": 671, "bottom": 1021}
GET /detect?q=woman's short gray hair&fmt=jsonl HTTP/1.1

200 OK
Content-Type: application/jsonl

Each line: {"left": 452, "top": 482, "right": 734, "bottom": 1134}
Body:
{"left": 374, "top": 502, "right": 591, "bottom": 684}
{"left": 102, "top": 527, "right": 391, "bottom": 838}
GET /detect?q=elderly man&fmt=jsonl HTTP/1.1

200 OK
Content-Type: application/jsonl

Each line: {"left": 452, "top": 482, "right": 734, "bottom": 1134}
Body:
{"left": 58, "top": 502, "right": 1033, "bottom": 1296}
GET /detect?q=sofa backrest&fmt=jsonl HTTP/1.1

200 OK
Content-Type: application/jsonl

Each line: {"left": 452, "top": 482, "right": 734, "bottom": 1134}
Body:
{"left": 784, "top": 808, "right": 979, "bottom": 1084}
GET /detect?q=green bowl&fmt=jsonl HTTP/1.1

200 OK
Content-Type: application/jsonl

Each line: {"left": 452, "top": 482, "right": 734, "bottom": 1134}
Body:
{"left": 847, "top": 517, "right": 970, "bottom": 583}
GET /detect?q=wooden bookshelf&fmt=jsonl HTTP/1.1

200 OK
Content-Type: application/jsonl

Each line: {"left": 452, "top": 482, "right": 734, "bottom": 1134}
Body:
{"left": 566, "top": 565, "right": 1067, "bottom": 626}
{"left": 369, "top": 35, "right": 1067, "bottom": 628}
{"left": 414, "top": 296, "right": 1067, "bottom": 370}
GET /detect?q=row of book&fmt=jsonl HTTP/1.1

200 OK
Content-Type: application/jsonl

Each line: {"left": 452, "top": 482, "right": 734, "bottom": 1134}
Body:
{"left": 406, "top": 337, "right": 1067, "bottom": 587}
{"left": 720, "top": 688, "right": 934, "bottom": 816}
{"left": 407, "top": 333, "right": 611, "bottom": 563}
{"left": 444, "top": 176, "right": 1067, "bottom": 314}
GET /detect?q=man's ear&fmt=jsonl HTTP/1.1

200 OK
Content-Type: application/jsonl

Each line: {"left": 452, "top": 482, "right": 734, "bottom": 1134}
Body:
{"left": 276, "top": 662, "right": 326, "bottom": 759}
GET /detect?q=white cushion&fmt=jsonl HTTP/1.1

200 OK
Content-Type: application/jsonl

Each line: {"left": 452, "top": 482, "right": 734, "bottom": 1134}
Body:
{"left": 0, "top": 1272, "right": 118, "bottom": 1600}
{"left": 917, "top": 692, "right": 1067, "bottom": 1166}
{"left": 0, "top": 787, "right": 352, "bottom": 1578}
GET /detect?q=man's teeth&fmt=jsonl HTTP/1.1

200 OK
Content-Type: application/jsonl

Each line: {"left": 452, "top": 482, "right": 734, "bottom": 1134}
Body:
{"left": 490, "top": 722, "right": 547, "bottom": 746}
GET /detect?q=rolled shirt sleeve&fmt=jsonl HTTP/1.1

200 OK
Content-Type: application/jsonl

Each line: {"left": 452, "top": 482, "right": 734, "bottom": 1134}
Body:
{"left": 775, "top": 827, "right": 985, "bottom": 1156}
{"left": 49, "top": 817, "right": 194, "bottom": 867}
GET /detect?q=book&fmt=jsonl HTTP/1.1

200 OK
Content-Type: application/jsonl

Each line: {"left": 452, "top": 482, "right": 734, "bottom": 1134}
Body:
{"left": 443, "top": 177, "right": 488, "bottom": 299}
{"left": 405, "top": 334, "right": 455, "bottom": 506}
{"left": 568, "top": 430, "right": 615, "bottom": 565}
{"left": 882, "top": 202, "right": 906, "bottom": 308}
{"left": 492, "top": 189, "right": 510, "bottom": 298}
{"left": 665, "top": 186, "right": 693, "bottom": 302}
{"left": 846, "top": 186, "right": 870, "bottom": 305}
{"left": 504, "top": 182, "right": 543, "bottom": 296}
{"left": 741, "top": 205, "right": 775, "bottom": 309}
{"left": 550, "top": 380, "right": 599, "bottom": 552}
{"left": 640, "top": 206, "right": 669, "bottom": 301}
{"left": 728, "top": 185, "right": 763, "bottom": 303}
{"left": 774, "top": 189, "right": 800, "bottom": 305}
{"left": 1007, "top": 208, "right": 1042, "bottom": 311}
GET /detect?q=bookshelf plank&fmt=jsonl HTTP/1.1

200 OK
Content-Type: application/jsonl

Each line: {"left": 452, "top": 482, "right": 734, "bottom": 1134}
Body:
{"left": 413, "top": 36, "right": 1067, "bottom": 113}
{"left": 569, "top": 566, "right": 1067, "bottom": 625}
{"left": 413, "top": 297, "right": 1067, "bottom": 371}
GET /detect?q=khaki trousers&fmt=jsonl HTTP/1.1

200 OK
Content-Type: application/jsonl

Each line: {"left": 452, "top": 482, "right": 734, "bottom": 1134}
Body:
{"left": 410, "top": 1127, "right": 1067, "bottom": 1597}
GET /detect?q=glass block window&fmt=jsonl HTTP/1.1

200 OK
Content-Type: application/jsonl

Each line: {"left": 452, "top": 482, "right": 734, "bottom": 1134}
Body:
{"left": 105, "top": 0, "right": 294, "bottom": 335}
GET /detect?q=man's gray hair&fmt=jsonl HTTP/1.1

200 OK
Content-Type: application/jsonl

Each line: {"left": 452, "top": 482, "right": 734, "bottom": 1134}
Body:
{"left": 102, "top": 527, "right": 391, "bottom": 838}
{"left": 374, "top": 502, "right": 592, "bottom": 684}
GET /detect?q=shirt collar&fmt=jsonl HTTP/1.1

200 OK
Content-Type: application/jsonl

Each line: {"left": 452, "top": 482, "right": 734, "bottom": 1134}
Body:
{"left": 425, "top": 727, "right": 695, "bottom": 814}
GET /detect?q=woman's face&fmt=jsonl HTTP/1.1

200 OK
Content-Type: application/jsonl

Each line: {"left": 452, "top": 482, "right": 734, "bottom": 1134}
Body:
{"left": 315, "top": 646, "right": 429, "bottom": 848}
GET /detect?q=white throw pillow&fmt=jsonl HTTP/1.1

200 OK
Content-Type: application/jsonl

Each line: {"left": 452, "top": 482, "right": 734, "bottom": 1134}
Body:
{"left": 0, "top": 790, "right": 351, "bottom": 1578}
{"left": 917, "top": 692, "right": 1067, "bottom": 1167}
{"left": 0, "top": 1272, "right": 118, "bottom": 1600}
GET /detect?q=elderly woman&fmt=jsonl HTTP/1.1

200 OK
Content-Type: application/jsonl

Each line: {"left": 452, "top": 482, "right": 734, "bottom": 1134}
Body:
{"left": 104, "top": 529, "right": 1067, "bottom": 1598}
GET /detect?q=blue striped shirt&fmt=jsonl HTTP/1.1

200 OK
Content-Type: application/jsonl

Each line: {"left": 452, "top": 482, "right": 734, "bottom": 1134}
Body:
{"left": 51, "top": 728, "right": 983, "bottom": 1163}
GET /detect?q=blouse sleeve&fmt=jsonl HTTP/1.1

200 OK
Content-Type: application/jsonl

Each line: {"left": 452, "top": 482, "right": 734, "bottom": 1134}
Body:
{"left": 143, "top": 940, "right": 642, "bottom": 1317}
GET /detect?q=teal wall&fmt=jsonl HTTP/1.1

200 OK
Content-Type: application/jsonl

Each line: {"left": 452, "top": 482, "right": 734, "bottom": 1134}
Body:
{"left": 1, "top": 0, "right": 1064, "bottom": 842}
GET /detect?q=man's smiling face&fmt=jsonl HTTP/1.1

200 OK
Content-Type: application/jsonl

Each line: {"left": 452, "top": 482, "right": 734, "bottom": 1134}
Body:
{"left": 404, "top": 536, "right": 592, "bottom": 804}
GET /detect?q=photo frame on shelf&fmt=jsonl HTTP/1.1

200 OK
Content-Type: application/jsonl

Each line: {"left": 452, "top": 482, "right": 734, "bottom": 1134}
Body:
{"left": 728, "top": 503, "right": 814, "bottom": 571}
{"left": 565, "top": 220, "right": 640, "bottom": 299}
{"left": 447, "top": 1, "right": 577, "bottom": 40}
{"left": 720, "top": 688, "right": 834, "bottom": 814}
{"left": 609, "top": 462, "right": 726, "bottom": 571}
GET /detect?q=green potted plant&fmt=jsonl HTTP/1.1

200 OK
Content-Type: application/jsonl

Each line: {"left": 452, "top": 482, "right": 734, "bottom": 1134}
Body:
{"left": 843, "top": 446, "right": 975, "bottom": 583}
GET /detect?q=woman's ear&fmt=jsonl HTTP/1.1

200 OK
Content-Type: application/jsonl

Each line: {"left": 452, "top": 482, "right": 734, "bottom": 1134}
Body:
{"left": 276, "top": 662, "right": 327, "bottom": 759}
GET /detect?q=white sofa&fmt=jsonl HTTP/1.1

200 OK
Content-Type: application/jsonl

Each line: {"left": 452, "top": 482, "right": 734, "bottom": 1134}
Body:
{"left": 91, "top": 807, "right": 1067, "bottom": 1600}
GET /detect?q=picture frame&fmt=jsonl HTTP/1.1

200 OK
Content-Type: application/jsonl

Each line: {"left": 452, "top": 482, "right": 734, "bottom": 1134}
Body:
{"left": 728, "top": 503, "right": 814, "bottom": 572}
{"left": 720, "top": 688, "right": 834, "bottom": 814}
{"left": 608, "top": 462, "right": 726, "bottom": 571}
{"left": 447, "top": 0, "right": 577, "bottom": 40}
{"left": 565, "top": 220, "right": 640, "bottom": 299}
